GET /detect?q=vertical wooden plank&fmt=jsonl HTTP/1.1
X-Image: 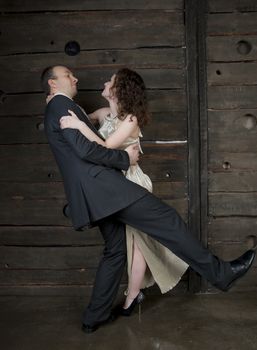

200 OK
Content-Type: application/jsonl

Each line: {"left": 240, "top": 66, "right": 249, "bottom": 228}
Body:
{"left": 197, "top": 1, "right": 209, "bottom": 292}
{"left": 185, "top": 0, "right": 208, "bottom": 292}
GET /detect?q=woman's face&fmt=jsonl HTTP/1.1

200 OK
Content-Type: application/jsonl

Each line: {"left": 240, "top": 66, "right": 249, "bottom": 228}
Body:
{"left": 102, "top": 74, "right": 116, "bottom": 100}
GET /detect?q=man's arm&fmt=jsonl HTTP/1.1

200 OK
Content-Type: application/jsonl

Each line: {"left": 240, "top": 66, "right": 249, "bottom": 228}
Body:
{"left": 47, "top": 95, "right": 130, "bottom": 170}
{"left": 62, "top": 128, "right": 130, "bottom": 170}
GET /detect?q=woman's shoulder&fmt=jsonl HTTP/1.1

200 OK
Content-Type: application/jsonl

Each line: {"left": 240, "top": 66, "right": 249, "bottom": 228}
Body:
{"left": 117, "top": 114, "right": 140, "bottom": 138}
{"left": 123, "top": 114, "right": 138, "bottom": 125}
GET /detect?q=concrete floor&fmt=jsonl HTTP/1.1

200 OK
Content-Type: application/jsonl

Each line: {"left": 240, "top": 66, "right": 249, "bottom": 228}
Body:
{"left": 1, "top": 292, "right": 257, "bottom": 350}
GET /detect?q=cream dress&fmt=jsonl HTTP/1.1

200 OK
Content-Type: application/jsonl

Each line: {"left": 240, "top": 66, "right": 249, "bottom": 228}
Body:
{"left": 99, "top": 114, "right": 188, "bottom": 293}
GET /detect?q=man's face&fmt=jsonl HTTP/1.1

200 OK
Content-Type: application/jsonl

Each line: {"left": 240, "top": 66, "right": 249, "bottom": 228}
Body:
{"left": 50, "top": 66, "right": 78, "bottom": 98}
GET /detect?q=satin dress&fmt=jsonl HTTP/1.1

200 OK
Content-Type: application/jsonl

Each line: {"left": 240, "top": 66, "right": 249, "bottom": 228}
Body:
{"left": 98, "top": 114, "right": 188, "bottom": 293}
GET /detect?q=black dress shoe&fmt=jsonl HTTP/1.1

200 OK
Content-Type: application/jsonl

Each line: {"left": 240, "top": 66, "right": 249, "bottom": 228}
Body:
{"left": 222, "top": 249, "right": 256, "bottom": 291}
{"left": 81, "top": 313, "right": 117, "bottom": 334}
{"left": 82, "top": 323, "right": 98, "bottom": 333}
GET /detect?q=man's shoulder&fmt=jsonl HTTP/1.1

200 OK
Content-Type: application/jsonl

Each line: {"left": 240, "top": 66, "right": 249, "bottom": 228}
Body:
{"left": 48, "top": 94, "right": 75, "bottom": 108}
{"left": 45, "top": 95, "right": 76, "bottom": 118}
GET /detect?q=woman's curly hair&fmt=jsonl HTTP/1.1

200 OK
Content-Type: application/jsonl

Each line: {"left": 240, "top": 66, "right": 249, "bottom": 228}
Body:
{"left": 111, "top": 68, "right": 150, "bottom": 128}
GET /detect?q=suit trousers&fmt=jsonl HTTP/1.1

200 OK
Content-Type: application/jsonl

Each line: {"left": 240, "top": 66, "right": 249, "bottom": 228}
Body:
{"left": 83, "top": 217, "right": 127, "bottom": 325}
{"left": 83, "top": 192, "right": 233, "bottom": 326}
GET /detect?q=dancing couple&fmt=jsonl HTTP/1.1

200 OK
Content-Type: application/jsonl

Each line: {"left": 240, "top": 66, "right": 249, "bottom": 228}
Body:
{"left": 42, "top": 65, "right": 255, "bottom": 333}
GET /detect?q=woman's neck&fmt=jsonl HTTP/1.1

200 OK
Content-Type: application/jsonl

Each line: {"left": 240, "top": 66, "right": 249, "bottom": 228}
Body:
{"left": 109, "top": 100, "right": 118, "bottom": 118}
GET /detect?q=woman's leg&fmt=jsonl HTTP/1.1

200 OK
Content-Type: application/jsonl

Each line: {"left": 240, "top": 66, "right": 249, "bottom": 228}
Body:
{"left": 115, "top": 192, "right": 233, "bottom": 289}
{"left": 124, "top": 239, "right": 147, "bottom": 308}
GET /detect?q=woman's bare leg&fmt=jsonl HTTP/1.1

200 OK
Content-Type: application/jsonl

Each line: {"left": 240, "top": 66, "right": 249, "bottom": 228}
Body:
{"left": 124, "top": 239, "right": 147, "bottom": 308}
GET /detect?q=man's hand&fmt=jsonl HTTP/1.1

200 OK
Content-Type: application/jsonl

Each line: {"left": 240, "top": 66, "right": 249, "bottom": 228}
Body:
{"left": 125, "top": 144, "right": 140, "bottom": 165}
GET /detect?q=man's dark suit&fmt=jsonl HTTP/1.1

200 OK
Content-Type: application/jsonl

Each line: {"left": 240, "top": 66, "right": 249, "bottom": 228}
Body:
{"left": 45, "top": 94, "right": 234, "bottom": 327}
{"left": 45, "top": 95, "right": 147, "bottom": 230}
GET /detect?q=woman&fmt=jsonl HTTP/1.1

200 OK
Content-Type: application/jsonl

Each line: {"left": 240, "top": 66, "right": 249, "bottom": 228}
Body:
{"left": 60, "top": 68, "right": 188, "bottom": 315}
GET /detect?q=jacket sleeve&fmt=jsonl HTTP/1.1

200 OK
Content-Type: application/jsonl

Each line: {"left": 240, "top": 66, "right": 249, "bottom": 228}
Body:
{"left": 62, "top": 128, "right": 130, "bottom": 170}
{"left": 47, "top": 96, "right": 130, "bottom": 171}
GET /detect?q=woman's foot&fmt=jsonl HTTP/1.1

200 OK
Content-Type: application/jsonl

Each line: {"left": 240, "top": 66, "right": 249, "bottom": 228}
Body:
{"left": 124, "top": 292, "right": 140, "bottom": 309}
{"left": 119, "top": 291, "right": 145, "bottom": 317}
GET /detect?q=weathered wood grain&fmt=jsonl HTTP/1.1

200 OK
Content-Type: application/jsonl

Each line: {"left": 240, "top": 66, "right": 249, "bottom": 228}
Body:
{"left": 153, "top": 181, "right": 187, "bottom": 199}
{"left": 0, "top": 181, "right": 187, "bottom": 203}
{"left": 207, "top": 36, "right": 257, "bottom": 62}
{"left": 0, "top": 182, "right": 187, "bottom": 243}
{"left": 0, "top": 11, "right": 184, "bottom": 55}
{"left": 208, "top": 62, "right": 257, "bottom": 85}
{"left": 138, "top": 143, "right": 187, "bottom": 182}
{"left": 0, "top": 112, "right": 187, "bottom": 144}
{"left": 0, "top": 197, "right": 187, "bottom": 226}
{"left": 209, "top": 0, "right": 257, "bottom": 13}
{"left": 209, "top": 151, "right": 257, "bottom": 172}
{"left": 208, "top": 86, "right": 257, "bottom": 109}
{"left": 0, "top": 285, "right": 94, "bottom": 296}
{"left": 0, "top": 48, "right": 185, "bottom": 71}
{"left": 208, "top": 110, "right": 257, "bottom": 152}
{"left": 208, "top": 12, "right": 257, "bottom": 35}
{"left": 206, "top": 7, "right": 257, "bottom": 292}
{"left": 0, "top": 181, "right": 186, "bottom": 202}
{"left": 0, "top": 182, "right": 66, "bottom": 200}
{"left": 209, "top": 192, "right": 257, "bottom": 217}
{"left": 0, "top": 281, "right": 188, "bottom": 296}
{"left": 0, "top": 90, "right": 186, "bottom": 116}
{"left": 0, "top": 0, "right": 183, "bottom": 12}
{"left": 0, "top": 268, "right": 99, "bottom": 286}
{"left": 0, "top": 246, "right": 103, "bottom": 269}
{"left": 0, "top": 198, "right": 68, "bottom": 226}
{"left": 1, "top": 67, "right": 185, "bottom": 94}
{"left": 0, "top": 116, "right": 46, "bottom": 144}
{"left": 0, "top": 226, "right": 102, "bottom": 246}
{"left": 209, "top": 134, "right": 257, "bottom": 153}
{"left": 0, "top": 143, "right": 187, "bottom": 182}
{"left": 209, "top": 172, "right": 257, "bottom": 192}
{"left": 137, "top": 112, "right": 187, "bottom": 141}
{"left": 0, "top": 144, "right": 60, "bottom": 182}
{"left": 0, "top": 178, "right": 188, "bottom": 226}
{"left": 208, "top": 217, "right": 257, "bottom": 243}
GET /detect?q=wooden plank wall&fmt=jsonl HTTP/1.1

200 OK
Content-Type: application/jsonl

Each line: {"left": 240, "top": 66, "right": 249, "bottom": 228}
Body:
{"left": 0, "top": 1, "right": 188, "bottom": 295}
{"left": 207, "top": 0, "right": 257, "bottom": 291}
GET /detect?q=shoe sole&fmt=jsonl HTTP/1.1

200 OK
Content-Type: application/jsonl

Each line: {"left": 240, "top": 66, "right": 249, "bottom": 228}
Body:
{"left": 81, "top": 314, "right": 116, "bottom": 334}
{"left": 81, "top": 324, "right": 98, "bottom": 333}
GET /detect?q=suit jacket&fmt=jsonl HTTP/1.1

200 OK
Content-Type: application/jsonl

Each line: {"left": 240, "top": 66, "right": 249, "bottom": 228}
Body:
{"left": 44, "top": 94, "right": 147, "bottom": 230}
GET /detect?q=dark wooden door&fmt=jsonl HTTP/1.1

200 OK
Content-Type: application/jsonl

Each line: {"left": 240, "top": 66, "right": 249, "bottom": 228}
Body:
{"left": 0, "top": 0, "right": 190, "bottom": 296}
{"left": 204, "top": 0, "right": 257, "bottom": 292}
{"left": 4, "top": 0, "right": 254, "bottom": 296}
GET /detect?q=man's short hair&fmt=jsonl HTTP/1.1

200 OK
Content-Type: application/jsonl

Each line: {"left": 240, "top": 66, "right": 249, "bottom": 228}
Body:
{"left": 40, "top": 66, "right": 57, "bottom": 95}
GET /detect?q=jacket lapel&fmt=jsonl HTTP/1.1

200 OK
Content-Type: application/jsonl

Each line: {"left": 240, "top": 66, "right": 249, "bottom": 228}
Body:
{"left": 74, "top": 104, "right": 105, "bottom": 140}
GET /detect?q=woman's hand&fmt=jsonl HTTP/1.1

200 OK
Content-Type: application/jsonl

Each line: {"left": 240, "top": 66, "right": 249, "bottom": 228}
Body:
{"left": 60, "top": 110, "right": 83, "bottom": 130}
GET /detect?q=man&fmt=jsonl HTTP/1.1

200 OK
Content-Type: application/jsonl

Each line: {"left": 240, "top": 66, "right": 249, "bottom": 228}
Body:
{"left": 42, "top": 65, "right": 255, "bottom": 333}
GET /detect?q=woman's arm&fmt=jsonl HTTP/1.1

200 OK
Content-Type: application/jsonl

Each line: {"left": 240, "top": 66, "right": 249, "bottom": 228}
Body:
{"left": 88, "top": 107, "right": 110, "bottom": 125}
{"left": 60, "top": 110, "right": 106, "bottom": 146}
{"left": 60, "top": 110, "right": 139, "bottom": 149}
{"left": 46, "top": 96, "right": 131, "bottom": 170}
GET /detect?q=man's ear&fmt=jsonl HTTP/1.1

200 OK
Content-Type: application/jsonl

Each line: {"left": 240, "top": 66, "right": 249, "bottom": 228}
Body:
{"left": 48, "top": 78, "right": 56, "bottom": 91}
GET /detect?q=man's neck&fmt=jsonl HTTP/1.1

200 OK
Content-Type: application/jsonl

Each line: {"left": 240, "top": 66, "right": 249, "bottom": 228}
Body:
{"left": 54, "top": 91, "right": 73, "bottom": 100}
